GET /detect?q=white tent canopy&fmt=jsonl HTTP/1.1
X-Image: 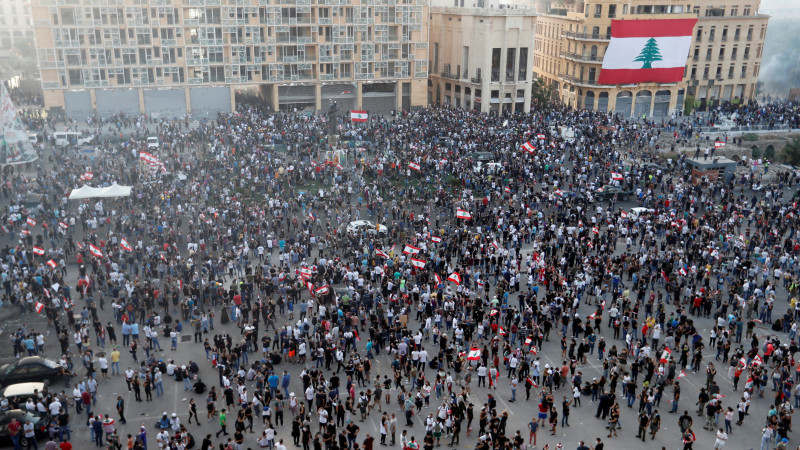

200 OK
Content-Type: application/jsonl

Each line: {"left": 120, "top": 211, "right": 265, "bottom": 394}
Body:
{"left": 68, "top": 183, "right": 132, "bottom": 200}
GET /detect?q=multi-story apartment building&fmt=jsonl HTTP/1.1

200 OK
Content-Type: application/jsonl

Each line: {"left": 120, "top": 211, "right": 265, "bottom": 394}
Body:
{"left": 533, "top": 0, "right": 769, "bottom": 116}
{"left": 428, "top": 0, "right": 536, "bottom": 113}
{"left": 1, "top": 0, "right": 35, "bottom": 49}
{"left": 30, "top": 0, "right": 429, "bottom": 119}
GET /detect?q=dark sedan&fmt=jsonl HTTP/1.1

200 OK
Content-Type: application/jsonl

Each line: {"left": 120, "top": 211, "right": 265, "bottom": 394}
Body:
{"left": 0, "top": 357, "right": 63, "bottom": 387}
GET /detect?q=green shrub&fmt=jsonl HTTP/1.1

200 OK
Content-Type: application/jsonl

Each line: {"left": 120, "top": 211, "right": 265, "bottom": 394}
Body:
{"left": 752, "top": 146, "right": 762, "bottom": 159}
{"left": 764, "top": 145, "right": 776, "bottom": 160}
{"left": 741, "top": 133, "right": 759, "bottom": 142}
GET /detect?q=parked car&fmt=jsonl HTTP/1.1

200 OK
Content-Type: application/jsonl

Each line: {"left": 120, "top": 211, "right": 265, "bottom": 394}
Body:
{"left": 628, "top": 207, "right": 655, "bottom": 221}
{"left": 559, "top": 190, "right": 590, "bottom": 204}
{"left": 344, "top": 220, "right": 388, "bottom": 237}
{"left": 0, "top": 410, "right": 49, "bottom": 446}
{"left": 596, "top": 185, "right": 632, "bottom": 201}
{"left": 147, "top": 136, "right": 160, "bottom": 149}
{"left": 0, "top": 383, "right": 47, "bottom": 410}
{"left": 465, "top": 152, "right": 495, "bottom": 162}
{"left": 0, "top": 357, "right": 63, "bottom": 387}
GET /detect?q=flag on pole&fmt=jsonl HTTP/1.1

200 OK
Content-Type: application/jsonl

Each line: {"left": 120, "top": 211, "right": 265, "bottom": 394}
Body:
{"left": 430, "top": 236, "right": 442, "bottom": 243}
{"left": 402, "top": 244, "right": 421, "bottom": 255}
{"left": 714, "top": 141, "right": 725, "bottom": 148}
{"left": 350, "top": 110, "right": 368, "bottom": 122}
{"left": 620, "top": 211, "right": 628, "bottom": 218}
{"left": 315, "top": 285, "right": 330, "bottom": 295}
{"left": 467, "top": 348, "right": 482, "bottom": 361}
{"left": 598, "top": 19, "right": 697, "bottom": 84}
{"left": 88, "top": 244, "right": 103, "bottom": 258}
{"left": 35, "top": 302, "right": 44, "bottom": 313}
{"left": 375, "top": 249, "right": 390, "bottom": 259}
{"left": 299, "top": 267, "right": 313, "bottom": 280}
{"left": 521, "top": 142, "right": 535, "bottom": 154}
{"left": 26, "top": 217, "right": 36, "bottom": 227}
{"left": 751, "top": 354, "right": 763, "bottom": 367}
{"left": 434, "top": 273, "right": 442, "bottom": 285}
{"left": 32, "top": 246, "right": 45, "bottom": 256}
{"left": 498, "top": 326, "right": 507, "bottom": 336}
{"left": 456, "top": 209, "right": 471, "bottom": 220}
{"left": 408, "top": 162, "right": 421, "bottom": 171}
{"left": 120, "top": 238, "right": 133, "bottom": 252}
{"left": 46, "top": 259, "right": 57, "bottom": 268}
{"left": 59, "top": 221, "right": 68, "bottom": 230}
{"left": 536, "top": 133, "right": 546, "bottom": 139}
{"left": 448, "top": 272, "right": 461, "bottom": 285}
{"left": 611, "top": 172, "right": 624, "bottom": 181}
{"left": 410, "top": 258, "right": 426, "bottom": 269}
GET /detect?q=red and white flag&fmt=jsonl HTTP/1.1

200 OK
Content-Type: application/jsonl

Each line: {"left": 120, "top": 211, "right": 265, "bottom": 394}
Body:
{"left": 430, "top": 236, "right": 442, "bottom": 243}
{"left": 120, "top": 238, "right": 133, "bottom": 252}
{"left": 46, "top": 259, "right": 57, "bottom": 268}
{"left": 375, "top": 249, "right": 391, "bottom": 259}
{"left": 521, "top": 142, "right": 536, "bottom": 154}
{"left": 554, "top": 189, "right": 563, "bottom": 196}
{"left": 434, "top": 273, "right": 442, "bottom": 285}
{"left": 410, "top": 258, "right": 426, "bottom": 269}
{"left": 714, "top": 141, "right": 725, "bottom": 148}
{"left": 611, "top": 172, "right": 624, "bottom": 181}
{"left": 467, "top": 348, "right": 482, "bottom": 361}
{"left": 20, "top": 229, "right": 30, "bottom": 236}
{"left": 32, "top": 246, "right": 45, "bottom": 256}
{"left": 88, "top": 244, "right": 103, "bottom": 258}
{"left": 403, "top": 244, "right": 421, "bottom": 255}
{"left": 26, "top": 217, "right": 36, "bottom": 227}
{"left": 350, "top": 110, "right": 368, "bottom": 122}
{"left": 408, "top": 162, "right": 421, "bottom": 171}
{"left": 677, "top": 370, "right": 687, "bottom": 378}
{"left": 315, "top": 285, "right": 330, "bottom": 295}
{"left": 591, "top": 227, "right": 600, "bottom": 234}
{"left": 598, "top": 19, "right": 697, "bottom": 84}
{"left": 620, "top": 211, "right": 628, "bottom": 218}
{"left": 536, "top": 134, "right": 546, "bottom": 140}
{"left": 498, "top": 326, "right": 507, "bottom": 336}
{"left": 456, "top": 209, "right": 471, "bottom": 220}
{"left": 59, "top": 221, "right": 68, "bottom": 230}
{"left": 306, "top": 281, "right": 315, "bottom": 297}
{"left": 299, "top": 267, "right": 313, "bottom": 280}
{"left": 80, "top": 171, "right": 93, "bottom": 181}
{"left": 751, "top": 354, "right": 763, "bottom": 367}
{"left": 35, "top": 302, "right": 45, "bottom": 313}
{"left": 448, "top": 272, "right": 461, "bottom": 285}
{"left": 659, "top": 347, "right": 671, "bottom": 364}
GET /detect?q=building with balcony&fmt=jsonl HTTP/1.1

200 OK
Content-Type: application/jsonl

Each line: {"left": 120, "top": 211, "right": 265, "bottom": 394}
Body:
{"left": 428, "top": 0, "right": 536, "bottom": 113}
{"left": 31, "top": 0, "right": 429, "bottom": 119}
{"left": 533, "top": 0, "right": 769, "bottom": 117}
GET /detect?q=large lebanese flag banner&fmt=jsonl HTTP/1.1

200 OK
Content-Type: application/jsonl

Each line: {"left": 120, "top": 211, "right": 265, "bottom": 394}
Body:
{"left": 350, "top": 110, "right": 368, "bottom": 122}
{"left": 598, "top": 19, "right": 697, "bottom": 85}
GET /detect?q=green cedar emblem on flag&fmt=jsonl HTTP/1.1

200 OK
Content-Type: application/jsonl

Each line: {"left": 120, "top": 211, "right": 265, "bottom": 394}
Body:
{"left": 634, "top": 37, "right": 663, "bottom": 69}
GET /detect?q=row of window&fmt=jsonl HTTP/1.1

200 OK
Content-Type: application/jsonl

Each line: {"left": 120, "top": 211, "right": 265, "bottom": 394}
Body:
{"left": 695, "top": 24, "right": 765, "bottom": 43}
{"left": 689, "top": 62, "right": 759, "bottom": 81}
{"left": 691, "top": 43, "right": 762, "bottom": 63}
{"left": 585, "top": 3, "right": 754, "bottom": 18}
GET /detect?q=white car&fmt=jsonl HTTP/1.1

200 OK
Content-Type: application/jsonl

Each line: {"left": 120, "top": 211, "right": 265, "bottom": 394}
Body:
{"left": 345, "top": 220, "right": 388, "bottom": 236}
{"left": 628, "top": 207, "right": 655, "bottom": 221}
{"left": 146, "top": 137, "right": 160, "bottom": 149}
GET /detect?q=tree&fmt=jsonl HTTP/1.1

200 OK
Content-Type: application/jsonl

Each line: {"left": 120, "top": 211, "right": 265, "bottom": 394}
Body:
{"left": 531, "top": 78, "right": 554, "bottom": 105}
{"left": 634, "top": 38, "right": 663, "bottom": 69}
{"left": 781, "top": 136, "right": 800, "bottom": 166}
{"left": 683, "top": 95, "right": 695, "bottom": 116}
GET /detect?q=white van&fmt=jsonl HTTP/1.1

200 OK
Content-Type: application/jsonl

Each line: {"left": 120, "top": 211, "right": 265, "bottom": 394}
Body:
{"left": 54, "top": 131, "right": 94, "bottom": 147}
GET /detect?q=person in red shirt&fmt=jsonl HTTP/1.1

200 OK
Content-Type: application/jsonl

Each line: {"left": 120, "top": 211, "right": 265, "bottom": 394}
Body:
{"left": 59, "top": 442, "right": 73, "bottom": 450}
{"left": 8, "top": 417, "right": 21, "bottom": 448}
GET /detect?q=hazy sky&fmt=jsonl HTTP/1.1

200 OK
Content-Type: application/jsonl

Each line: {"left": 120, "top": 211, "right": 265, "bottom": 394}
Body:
{"left": 759, "top": 0, "right": 800, "bottom": 17}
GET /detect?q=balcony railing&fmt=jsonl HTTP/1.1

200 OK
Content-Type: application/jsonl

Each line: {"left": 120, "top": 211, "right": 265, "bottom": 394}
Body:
{"left": 563, "top": 31, "right": 610, "bottom": 41}
{"left": 470, "top": 76, "right": 482, "bottom": 84}
{"left": 560, "top": 51, "right": 603, "bottom": 63}
{"left": 560, "top": 73, "right": 600, "bottom": 87}
{"left": 491, "top": 69, "right": 500, "bottom": 82}
{"left": 518, "top": 70, "right": 526, "bottom": 81}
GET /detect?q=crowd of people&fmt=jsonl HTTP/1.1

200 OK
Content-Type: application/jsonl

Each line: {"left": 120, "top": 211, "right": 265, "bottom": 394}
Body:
{"left": 1, "top": 93, "right": 800, "bottom": 450}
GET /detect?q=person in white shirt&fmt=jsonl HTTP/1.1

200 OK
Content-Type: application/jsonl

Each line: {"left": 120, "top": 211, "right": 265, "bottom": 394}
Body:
{"left": 714, "top": 428, "right": 728, "bottom": 448}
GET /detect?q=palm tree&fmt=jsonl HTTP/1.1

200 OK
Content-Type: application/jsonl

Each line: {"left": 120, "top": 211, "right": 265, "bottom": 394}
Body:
{"left": 782, "top": 136, "right": 800, "bottom": 166}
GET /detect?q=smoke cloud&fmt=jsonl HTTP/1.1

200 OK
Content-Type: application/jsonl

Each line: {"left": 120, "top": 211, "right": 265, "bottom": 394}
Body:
{"left": 760, "top": 18, "right": 800, "bottom": 97}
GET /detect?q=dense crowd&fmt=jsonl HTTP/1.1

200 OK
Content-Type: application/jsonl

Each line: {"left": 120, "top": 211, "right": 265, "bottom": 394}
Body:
{"left": 2, "top": 96, "right": 800, "bottom": 450}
